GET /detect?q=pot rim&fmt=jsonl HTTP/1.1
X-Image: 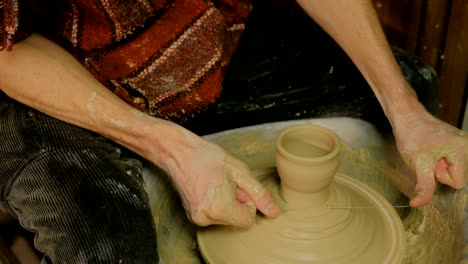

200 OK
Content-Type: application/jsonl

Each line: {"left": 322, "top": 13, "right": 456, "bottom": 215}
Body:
{"left": 276, "top": 124, "right": 341, "bottom": 165}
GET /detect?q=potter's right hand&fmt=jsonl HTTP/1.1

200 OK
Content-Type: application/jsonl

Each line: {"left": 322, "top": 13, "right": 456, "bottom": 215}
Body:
{"left": 146, "top": 123, "right": 281, "bottom": 228}
{"left": 392, "top": 111, "right": 468, "bottom": 207}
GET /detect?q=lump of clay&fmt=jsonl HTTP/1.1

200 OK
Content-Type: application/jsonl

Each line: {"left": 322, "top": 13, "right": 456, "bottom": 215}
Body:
{"left": 197, "top": 125, "right": 406, "bottom": 264}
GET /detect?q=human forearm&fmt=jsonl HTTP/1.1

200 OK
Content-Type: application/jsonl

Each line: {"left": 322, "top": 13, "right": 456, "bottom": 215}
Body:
{"left": 0, "top": 33, "right": 281, "bottom": 223}
{"left": 297, "top": 1, "right": 468, "bottom": 206}
{"left": 0, "top": 33, "right": 178, "bottom": 160}
{"left": 296, "top": 0, "right": 426, "bottom": 123}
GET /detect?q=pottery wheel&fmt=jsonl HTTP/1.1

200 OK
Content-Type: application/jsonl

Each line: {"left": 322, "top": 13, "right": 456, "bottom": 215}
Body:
{"left": 197, "top": 125, "right": 406, "bottom": 264}
{"left": 197, "top": 171, "right": 405, "bottom": 263}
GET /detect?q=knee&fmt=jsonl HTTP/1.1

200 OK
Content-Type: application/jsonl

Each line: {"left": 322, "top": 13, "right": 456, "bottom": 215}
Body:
{"left": 7, "top": 148, "right": 159, "bottom": 263}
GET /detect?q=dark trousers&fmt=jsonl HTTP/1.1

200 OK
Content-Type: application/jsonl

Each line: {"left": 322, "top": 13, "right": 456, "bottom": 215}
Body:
{"left": 0, "top": 92, "right": 158, "bottom": 263}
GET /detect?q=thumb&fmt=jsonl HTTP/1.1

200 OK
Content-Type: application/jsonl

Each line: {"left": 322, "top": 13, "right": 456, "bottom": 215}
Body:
{"left": 226, "top": 156, "right": 281, "bottom": 218}
{"left": 225, "top": 200, "right": 257, "bottom": 228}
{"left": 410, "top": 154, "right": 437, "bottom": 207}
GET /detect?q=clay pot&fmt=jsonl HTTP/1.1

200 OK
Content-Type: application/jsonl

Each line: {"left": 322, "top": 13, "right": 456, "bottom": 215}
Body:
{"left": 276, "top": 125, "right": 340, "bottom": 210}
{"left": 198, "top": 124, "right": 406, "bottom": 264}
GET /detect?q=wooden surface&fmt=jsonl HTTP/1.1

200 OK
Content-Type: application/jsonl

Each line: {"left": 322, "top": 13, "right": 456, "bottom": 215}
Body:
{"left": 0, "top": 237, "right": 19, "bottom": 264}
{"left": 416, "top": 0, "right": 451, "bottom": 69}
{"left": 372, "top": 0, "right": 423, "bottom": 54}
{"left": 372, "top": 0, "right": 468, "bottom": 127}
{"left": 0, "top": 220, "right": 41, "bottom": 264}
{"left": 437, "top": 0, "right": 468, "bottom": 126}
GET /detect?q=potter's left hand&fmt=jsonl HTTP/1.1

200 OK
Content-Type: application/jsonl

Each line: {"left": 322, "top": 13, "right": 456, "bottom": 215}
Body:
{"left": 393, "top": 111, "right": 468, "bottom": 207}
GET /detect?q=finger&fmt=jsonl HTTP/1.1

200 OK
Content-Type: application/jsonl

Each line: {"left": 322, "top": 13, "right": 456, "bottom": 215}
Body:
{"left": 444, "top": 150, "right": 465, "bottom": 189}
{"left": 190, "top": 210, "right": 214, "bottom": 227}
{"left": 194, "top": 186, "right": 256, "bottom": 227}
{"left": 225, "top": 201, "right": 257, "bottom": 228}
{"left": 237, "top": 178, "right": 280, "bottom": 218}
{"left": 236, "top": 189, "right": 251, "bottom": 203}
{"left": 226, "top": 157, "right": 281, "bottom": 218}
{"left": 410, "top": 155, "right": 437, "bottom": 207}
{"left": 435, "top": 158, "right": 453, "bottom": 186}
{"left": 201, "top": 199, "right": 256, "bottom": 227}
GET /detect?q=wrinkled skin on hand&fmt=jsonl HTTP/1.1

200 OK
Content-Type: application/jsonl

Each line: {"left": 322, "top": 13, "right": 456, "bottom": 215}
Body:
{"left": 393, "top": 111, "right": 468, "bottom": 207}
{"left": 152, "top": 130, "right": 281, "bottom": 228}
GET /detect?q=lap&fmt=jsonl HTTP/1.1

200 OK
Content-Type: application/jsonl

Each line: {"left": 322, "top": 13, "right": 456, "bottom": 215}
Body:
{"left": 0, "top": 93, "right": 158, "bottom": 263}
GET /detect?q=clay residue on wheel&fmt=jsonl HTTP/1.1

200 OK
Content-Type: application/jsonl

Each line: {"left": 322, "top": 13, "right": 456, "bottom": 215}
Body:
{"left": 145, "top": 128, "right": 466, "bottom": 264}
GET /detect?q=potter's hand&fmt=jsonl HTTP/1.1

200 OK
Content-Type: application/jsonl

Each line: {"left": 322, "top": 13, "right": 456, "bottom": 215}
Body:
{"left": 393, "top": 111, "right": 468, "bottom": 207}
{"left": 149, "top": 125, "right": 281, "bottom": 228}
{"left": 171, "top": 140, "right": 281, "bottom": 227}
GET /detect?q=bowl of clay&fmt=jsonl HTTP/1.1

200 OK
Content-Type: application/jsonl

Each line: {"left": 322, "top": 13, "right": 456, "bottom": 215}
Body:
{"left": 197, "top": 124, "right": 406, "bottom": 263}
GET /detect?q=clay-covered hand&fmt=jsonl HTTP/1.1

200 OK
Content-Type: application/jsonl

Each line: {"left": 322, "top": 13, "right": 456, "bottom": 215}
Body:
{"left": 393, "top": 111, "right": 468, "bottom": 207}
{"left": 150, "top": 127, "right": 281, "bottom": 228}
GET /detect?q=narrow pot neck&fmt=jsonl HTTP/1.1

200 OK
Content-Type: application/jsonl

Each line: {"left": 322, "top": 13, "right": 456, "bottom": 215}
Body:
{"left": 280, "top": 184, "right": 331, "bottom": 210}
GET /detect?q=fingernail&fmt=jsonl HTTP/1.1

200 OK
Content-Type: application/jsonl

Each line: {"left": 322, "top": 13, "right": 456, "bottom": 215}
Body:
{"left": 410, "top": 197, "right": 422, "bottom": 207}
{"left": 267, "top": 203, "right": 281, "bottom": 217}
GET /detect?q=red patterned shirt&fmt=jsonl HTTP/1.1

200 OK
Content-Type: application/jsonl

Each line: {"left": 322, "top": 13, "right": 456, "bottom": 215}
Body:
{"left": 0, "top": 0, "right": 251, "bottom": 123}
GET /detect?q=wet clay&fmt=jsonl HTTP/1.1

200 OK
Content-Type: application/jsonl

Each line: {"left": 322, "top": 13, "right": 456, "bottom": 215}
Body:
{"left": 402, "top": 192, "right": 466, "bottom": 263}
{"left": 197, "top": 125, "right": 406, "bottom": 263}
{"left": 144, "top": 118, "right": 466, "bottom": 264}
